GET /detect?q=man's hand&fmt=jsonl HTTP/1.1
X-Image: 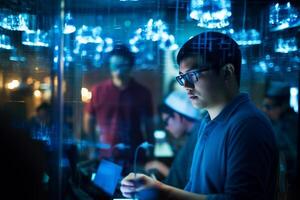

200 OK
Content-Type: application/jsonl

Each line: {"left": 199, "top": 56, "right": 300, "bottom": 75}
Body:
{"left": 120, "top": 173, "right": 165, "bottom": 198}
{"left": 145, "top": 160, "right": 170, "bottom": 177}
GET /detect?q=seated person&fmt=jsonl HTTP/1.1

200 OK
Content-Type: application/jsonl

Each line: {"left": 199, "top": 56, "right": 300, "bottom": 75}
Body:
{"left": 145, "top": 90, "right": 204, "bottom": 189}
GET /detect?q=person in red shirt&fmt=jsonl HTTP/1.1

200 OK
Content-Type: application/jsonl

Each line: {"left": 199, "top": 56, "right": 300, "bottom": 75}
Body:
{"left": 84, "top": 44, "right": 154, "bottom": 163}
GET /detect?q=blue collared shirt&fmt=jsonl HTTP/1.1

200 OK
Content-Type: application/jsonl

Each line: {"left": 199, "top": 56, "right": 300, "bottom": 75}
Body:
{"left": 185, "top": 93, "right": 278, "bottom": 200}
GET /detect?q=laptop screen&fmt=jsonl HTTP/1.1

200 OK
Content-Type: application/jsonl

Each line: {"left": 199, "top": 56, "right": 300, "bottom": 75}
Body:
{"left": 92, "top": 159, "right": 123, "bottom": 196}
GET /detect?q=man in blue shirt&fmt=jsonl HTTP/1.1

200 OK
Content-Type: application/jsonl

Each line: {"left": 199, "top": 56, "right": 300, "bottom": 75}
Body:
{"left": 120, "top": 32, "right": 278, "bottom": 200}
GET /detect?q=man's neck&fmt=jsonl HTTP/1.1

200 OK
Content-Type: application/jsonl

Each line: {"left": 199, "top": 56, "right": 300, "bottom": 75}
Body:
{"left": 207, "top": 90, "right": 239, "bottom": 120}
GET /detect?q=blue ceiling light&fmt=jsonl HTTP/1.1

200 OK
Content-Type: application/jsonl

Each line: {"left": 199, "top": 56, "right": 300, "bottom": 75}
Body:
{"left": 231, "top": 29, "right": 261, "bottom": 46}
{"left": 230, "top": 0, "right": 261, "bottom": 46}
{"left": 75, "top": 25, "right": 104, "bottom": 44}
{"left": 0, "top": 9, "right": 35, "bottom": 31}
{"left": 22, "top": 29, "right": 50, "bottom": 47}
{"left": 0, "top": 34, "right": 14, "bottom": 50}
{"left": 129, "top": 18, "right": 178, "bottom": 52}
{"left": 74, "top": 25, "right": 113, "bottom": 55}
{"left": 275, "top": 38, "right": 298, "bottom": 53}
{"left": 63, "top": 13, "right": 76, "bottom": 34}
{"left": 269, "top": 2, "right": 299, "bottom": 31}
{"left": 189, "top": 0, "right": 231, "bottom": 28}
{"left": 73, "top": 25, "right": 113, "bottom": 68}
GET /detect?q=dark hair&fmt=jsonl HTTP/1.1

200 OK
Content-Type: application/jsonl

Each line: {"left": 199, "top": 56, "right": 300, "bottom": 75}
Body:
{"left": 110, "top": 44, "right": 135, "bottom": 67}
{"left": 177, "top": 32, "right": 242, "bottom": 87}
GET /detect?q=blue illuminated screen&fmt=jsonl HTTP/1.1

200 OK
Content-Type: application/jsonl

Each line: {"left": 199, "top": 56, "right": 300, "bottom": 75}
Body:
{"left": 93, "top": 159, "right": 123, "bottom": 196}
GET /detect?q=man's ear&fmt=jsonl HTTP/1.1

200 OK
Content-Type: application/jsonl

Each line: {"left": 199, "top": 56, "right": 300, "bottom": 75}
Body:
{"left": 221, "top": 64, "right": 235, "bottom": 80}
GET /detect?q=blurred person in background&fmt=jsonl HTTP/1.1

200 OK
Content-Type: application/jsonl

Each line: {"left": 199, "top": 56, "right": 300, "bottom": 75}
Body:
{"left": 145, "top": 90, "right": 204, "bottom": 189}
{"left": 262, "top": 82, "right": 298, "bottom": 198}
{"left": 29, "top": 102, "right": 52, "bottom": 140}
{"left": 84, "top": 44, "right": 154, "bottom": 165}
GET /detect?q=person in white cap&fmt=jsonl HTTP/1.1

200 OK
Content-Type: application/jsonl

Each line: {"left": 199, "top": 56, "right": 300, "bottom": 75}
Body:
{"left": 145, "top": 90, "right": 204, "bottom": 189}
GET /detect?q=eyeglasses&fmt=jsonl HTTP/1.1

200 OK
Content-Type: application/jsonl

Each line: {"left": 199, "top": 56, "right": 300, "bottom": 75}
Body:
{"left": 162, "top": 115, "right": 171, "bottom": 127}
{"left": 176, "top": 68, "right": 209, "bottom": 86}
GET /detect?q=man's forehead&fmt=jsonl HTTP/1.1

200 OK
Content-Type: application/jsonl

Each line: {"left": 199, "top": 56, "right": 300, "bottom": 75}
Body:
{"left": 179, "top": 55, "right": 209, "bottom": 72}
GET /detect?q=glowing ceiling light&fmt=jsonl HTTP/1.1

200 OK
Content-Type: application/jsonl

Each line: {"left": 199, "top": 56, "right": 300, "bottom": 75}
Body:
{"left": 64, "top": 13, "right": 76, "bottom": 34}
{"left": 0, "top": 9, "right": 35, "bottom": 31}
{"left": 129, "top": 19, "right": 178, "bottom": 52}
{"left": 232, "top": 29, "right": 261, "bottom": 46}
{"left": 190, "top": 0, "right": 231, "bottom": 28}
{"left": 76, "top": 25, "right": 103, "bottom": 44}
{"left": 22, "top": 29, "right": 50, "bottom": 47}
{"left": 275, "top": 38, "right": 298, "bottom": 53}
{"left": 269, "top": 2, "right": 299, "bottom": 31}
{"left": 0, "top": 34, "right": 14, "bottom": 50}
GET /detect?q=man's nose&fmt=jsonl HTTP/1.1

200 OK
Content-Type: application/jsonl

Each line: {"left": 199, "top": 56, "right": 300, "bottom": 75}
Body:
{"left": 183, "top": 79, "right": 194, "bottom": 89}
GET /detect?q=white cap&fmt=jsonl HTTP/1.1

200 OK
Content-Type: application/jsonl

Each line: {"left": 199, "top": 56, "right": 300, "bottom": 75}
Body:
{"left": 164, "top": 90, "right": 202, "bottom": 120}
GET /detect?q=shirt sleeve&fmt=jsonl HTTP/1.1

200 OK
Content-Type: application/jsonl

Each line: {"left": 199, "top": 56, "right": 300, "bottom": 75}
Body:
{"left": 207, "top": 117, "right": 278, "bottom": 200}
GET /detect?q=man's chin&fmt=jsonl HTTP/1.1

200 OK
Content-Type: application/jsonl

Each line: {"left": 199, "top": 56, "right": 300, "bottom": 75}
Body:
{"left": 191, "top": 99, "right": 206, "bottom": 109}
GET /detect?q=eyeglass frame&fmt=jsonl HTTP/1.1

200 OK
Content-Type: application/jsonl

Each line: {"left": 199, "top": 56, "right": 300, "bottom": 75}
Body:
{"left": 161, "top": 114, "right": 172, "bottom": 127}
{"left": 176, "top": 67, "right": 210, "bottom": 86}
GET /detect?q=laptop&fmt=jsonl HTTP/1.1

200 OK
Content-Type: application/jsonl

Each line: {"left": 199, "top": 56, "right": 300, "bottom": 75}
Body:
{"left": 92, "top": 159, "right": 123, "bottom": 197}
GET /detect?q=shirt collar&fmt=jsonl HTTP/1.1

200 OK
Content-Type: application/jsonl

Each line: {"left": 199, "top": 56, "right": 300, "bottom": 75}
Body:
{"left": 205, "top": 93, "right": 250, "bottom": 123}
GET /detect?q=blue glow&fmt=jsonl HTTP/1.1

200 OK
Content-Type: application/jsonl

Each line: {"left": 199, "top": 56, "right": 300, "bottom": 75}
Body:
{"left": 129, "top": 19, "right": 178, "bottom": 52}
{"left": 232, "top": 29, "right": 261, "bottom": 46}
{"left": 22, "top": 29, "right": 50, "bottom": 47}
{"left": 63, "top": 13, "right": 76, "bottom": 34}
{"left": 0, "top": 10, "right": 35, "bottom": 31}
{"left": 269, "top": 2, "right": 299, "bottom": 31}
{"left": 0, "top": 34, "right": 14, "bottom": 50}
{"left": 290, "top": 87, "right": 298, "bottom": 112}
{"left": 154, "top": 130, "right": 166, "bottom": 139}
{"left": 75, "top": 25, "right": 103, "bottom": 44}
{"left": 104, "top": 37, "right": 114, "bottom": 52}
{"left": 73, "top": 25, "right": 113, "bottom": 63}
{"left": 190, "top": 0, "right": 231, "bottom": 28}
{"left": 275, "top": 38, "right": 298, "bottom": 53}
{"left": 254, "top": 55, "right": 276, "bottom": 73}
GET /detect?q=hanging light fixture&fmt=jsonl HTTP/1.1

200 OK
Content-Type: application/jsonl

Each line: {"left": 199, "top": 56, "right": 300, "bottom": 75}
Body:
{"left": 189, "top": 0, "right": 231, "bottom": 28}
{"left": 22, "top": 29, "right": 50, "bottom": 47}
{"left": 269, "top": 2, "right": 299, "bottom": 31}
{"left": 0, "top": 9, "right": 36, "bottom": 31}
{"left": 275, "top": 37, "right": 298, "bottom": 53}
{"left": 0, "top": 34, "right": 14, "bottom": 50}
{"left": 129, "top": 18, "right": 178, "bottom": 52}
{"left": 232, "top": 29, "right": 261, "bottom": 46}
{"left": 64, "top": 13, "right": 76, "bottom": 34}
{"left": 73, "top": 25, "right": 113, "bottom": 69}
{"left": 231, "top": 0, "right": 261, "bottom": 46}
